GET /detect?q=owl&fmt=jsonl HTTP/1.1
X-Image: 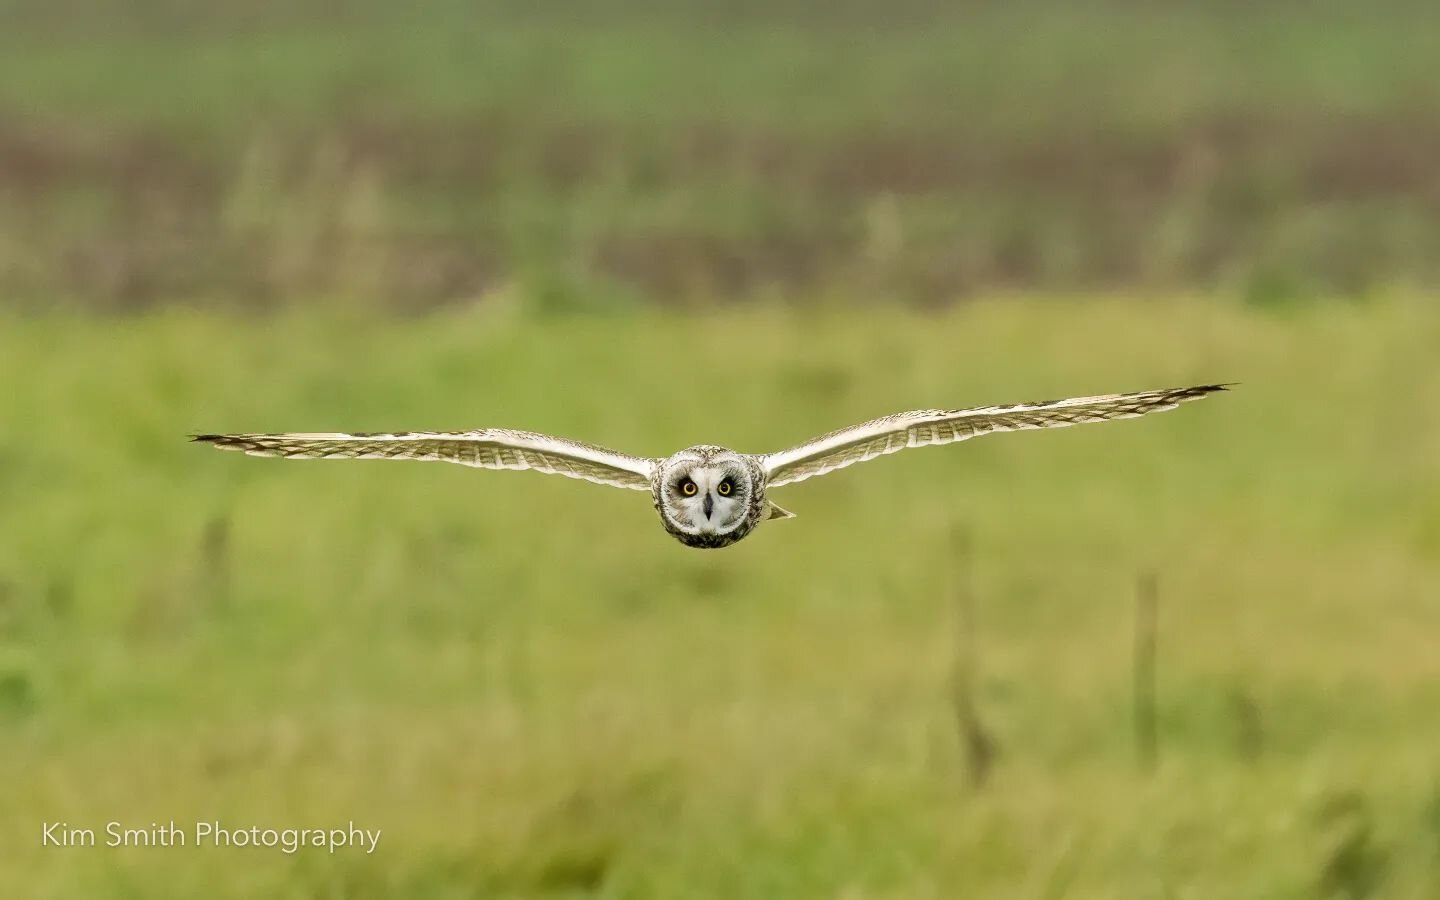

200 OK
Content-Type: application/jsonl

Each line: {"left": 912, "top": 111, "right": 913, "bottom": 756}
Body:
{"left": 194, "top": 383, "right": 1226, "bottom": 549}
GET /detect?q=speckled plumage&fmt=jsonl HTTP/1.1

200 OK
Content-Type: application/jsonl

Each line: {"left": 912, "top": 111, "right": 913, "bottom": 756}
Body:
{"left": 650, "top": 446, "right": 771, "bottom": 549}
{"left": 194, "top": 383, "right": 1226, "bottom": 549}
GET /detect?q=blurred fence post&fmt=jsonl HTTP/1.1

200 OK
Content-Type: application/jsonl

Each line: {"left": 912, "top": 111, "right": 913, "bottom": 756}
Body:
{"left": 1134, "top": 571, "right": 1159, "bottom": 773}
{"left": 201, "top": 513, "right": 232, "bottom": 612}
{"left": 951, "top": 525, "right": 996, "bottom": 789}
{"left": 1229, "top": 685, "right": 1264, "bottom": 764}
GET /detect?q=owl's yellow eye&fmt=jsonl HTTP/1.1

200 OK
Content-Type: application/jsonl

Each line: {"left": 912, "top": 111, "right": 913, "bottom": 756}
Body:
{"left": 681, "top": 480, "right": 698, "bottom": 496}
{"left": 717, "top": 481, "right": 733, "bottom": 496}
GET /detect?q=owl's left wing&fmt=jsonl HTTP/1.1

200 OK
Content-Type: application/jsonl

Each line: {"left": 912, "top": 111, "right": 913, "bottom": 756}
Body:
{"left": 760, "top": 384, "right": 1227, "bottom": 488}
{"left": 192, "top": 429, "right": 655, "bottom": 490}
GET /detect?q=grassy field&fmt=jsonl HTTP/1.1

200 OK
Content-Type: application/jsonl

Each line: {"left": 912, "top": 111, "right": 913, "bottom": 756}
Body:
{"left": 3, "top": 0, "right": 1440, "bottom": 307}
{"left": 5, "top": 2, "right": 1440, "bottom": 895}
{"left": 2, "top": 296, "right": 1438, "bottom": 897}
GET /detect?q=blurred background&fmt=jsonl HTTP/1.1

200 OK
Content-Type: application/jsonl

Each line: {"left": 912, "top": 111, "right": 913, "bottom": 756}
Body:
{"left": 2, "top": 1, "right": 1438, "bottom": 897}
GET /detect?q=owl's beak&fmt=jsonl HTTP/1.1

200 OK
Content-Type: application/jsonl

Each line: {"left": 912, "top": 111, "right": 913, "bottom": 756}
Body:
{"left": 703, "top": 493, "right": 714, "bottom": 519}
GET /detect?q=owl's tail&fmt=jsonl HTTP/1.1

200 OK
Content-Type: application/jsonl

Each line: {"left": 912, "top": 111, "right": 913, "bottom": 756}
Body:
{"left": 766, "top": 501, "right": 796, "bottom": 521}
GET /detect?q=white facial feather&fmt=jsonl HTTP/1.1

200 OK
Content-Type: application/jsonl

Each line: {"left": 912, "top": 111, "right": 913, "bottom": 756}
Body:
{"left": 666, "top": 463, "right": 747, "bottom": 535}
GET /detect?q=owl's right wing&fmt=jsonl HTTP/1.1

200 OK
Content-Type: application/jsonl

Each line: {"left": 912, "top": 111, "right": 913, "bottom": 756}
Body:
{"left": 760, "top": 384, "right": 1227, "bottom": 488}
{"left": 192, "top": 428, "right": 656, "bottom": 490}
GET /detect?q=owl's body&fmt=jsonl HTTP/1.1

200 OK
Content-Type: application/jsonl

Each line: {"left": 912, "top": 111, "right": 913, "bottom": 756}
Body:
{"left": 195, "top": 384, "right": 1227, "bottom": 549}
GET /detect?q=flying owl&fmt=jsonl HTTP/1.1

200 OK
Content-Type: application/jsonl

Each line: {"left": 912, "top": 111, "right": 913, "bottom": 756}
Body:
{"left": 194, "top": 383, "right": 1226, "bottom": 549}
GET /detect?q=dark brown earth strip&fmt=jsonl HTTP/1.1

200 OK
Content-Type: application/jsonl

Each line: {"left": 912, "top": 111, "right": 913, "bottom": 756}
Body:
{"left": 3, "top": 110, "right": 1440, "bottom": 308}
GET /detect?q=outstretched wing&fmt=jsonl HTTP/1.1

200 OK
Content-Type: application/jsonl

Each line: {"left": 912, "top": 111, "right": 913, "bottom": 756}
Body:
{"left": 760, "top": 384, "right": 1227, "bottom": 488}
{"left": 192, "top": 429, "right": 655, "bottom": 490}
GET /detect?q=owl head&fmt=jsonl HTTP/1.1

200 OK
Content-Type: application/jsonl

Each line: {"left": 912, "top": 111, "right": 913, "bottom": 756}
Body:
{"left": 655, "top": 446, "right": 759, "bottom": 547}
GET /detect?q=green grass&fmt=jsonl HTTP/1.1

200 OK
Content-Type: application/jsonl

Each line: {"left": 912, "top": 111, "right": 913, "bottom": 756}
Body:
{"left": 2, "top": 296, "right": 1438, "bottom": 897}
{"left": 4, "top": 1, "right": 1436, "bottom": 134}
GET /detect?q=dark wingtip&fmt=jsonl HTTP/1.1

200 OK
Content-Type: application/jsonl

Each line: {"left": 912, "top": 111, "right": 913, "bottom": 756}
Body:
{"left": 190, "top": 434, "right": 222, "bottom": 443}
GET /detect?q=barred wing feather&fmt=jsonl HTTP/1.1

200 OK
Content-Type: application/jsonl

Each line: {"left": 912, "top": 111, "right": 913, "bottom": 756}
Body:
{"left": 761, "top": 385, "right": 1227, "bottom": 488}
{"left": 192, "top": 429, "right": 655, "bottom": 490}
